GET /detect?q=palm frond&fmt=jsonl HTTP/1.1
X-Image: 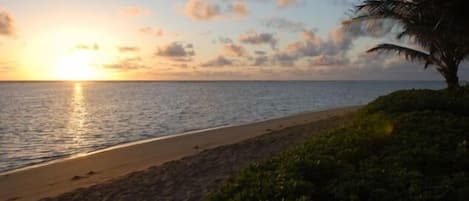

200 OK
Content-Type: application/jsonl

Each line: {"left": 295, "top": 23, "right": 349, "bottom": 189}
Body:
{"left": 367, "top": 43, "right": 433, "bottom": 65}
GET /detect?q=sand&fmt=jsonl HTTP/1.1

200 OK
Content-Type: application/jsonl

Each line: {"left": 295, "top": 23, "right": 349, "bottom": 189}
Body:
{"left": 0, "top": 106, "right": 358, "bottom": 201}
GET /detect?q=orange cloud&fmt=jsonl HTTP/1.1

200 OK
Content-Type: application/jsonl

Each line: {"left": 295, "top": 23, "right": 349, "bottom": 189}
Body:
{"left": 138, "top": 27, "right": 164, "bottom": 37}
{"left": 223, "top": 44, "right": 247, "bottom": 57}
{"left": 229, "top": 1, "right": 248, "bottom": 17}
{"left": 183, "top": 0, "right": 221, "bottom": 20}
{"left": 277, "top": 0, "right": 300, "bottom": 8}
{"left": 183, "top": 0, "right": 249, "bottom": 20}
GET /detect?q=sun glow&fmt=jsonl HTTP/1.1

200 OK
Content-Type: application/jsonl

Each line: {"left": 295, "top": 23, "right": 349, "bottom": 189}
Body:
{"left": 54, "top": 52, "right": 103, "bottom": 81}
{"left": 17, "top": 25, "right": 120, "bottom": 80}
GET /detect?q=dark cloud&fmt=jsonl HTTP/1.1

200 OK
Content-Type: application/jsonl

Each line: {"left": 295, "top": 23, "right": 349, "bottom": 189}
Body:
{"left": 223, "top": 44, "right": 247, "bottom": 57}
{"left": 201, "top": 55, "right": 233, "bottom": 67}
{"left": 118, "top": 46, "right": 140, "bottom": 53}
{"left": 360, "top": 20, "right": 395, "bottom": 38}
{"left": 155, "top": 42, "right": 195, "bottom": 61}
{"left": 74, "top": 43, "right": 99, "bottom": 51}
{"left": 0, "top": 9, "right": 15, "bottom": 36}
{"left": 170, "top": 63, "right": 189, "bottom": 68}
{"left": 273, "top": 52, "right": 297, "bottom": 66}
{"left": 171, "top": 57, "right": 194, "bottom": 62}
{"left": 103, "top": 57, "right": 148, "bottom": 71}
{"left": 253, "top": 55, "right": 269, "bottom": 66}
{"left": 239, "top": 31, "right": 277, "bottom": 50}
{"left": 262, "top": 17, "right": 306, "bottom": 32}
{"left": 254, "top": 50, "right": 267, "bottom": 55}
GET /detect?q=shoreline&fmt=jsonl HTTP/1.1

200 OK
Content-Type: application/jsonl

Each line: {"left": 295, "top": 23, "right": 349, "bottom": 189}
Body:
{"left": 0, "top": 125, "right": 229, "bottom": 176}
{"left": 0, "top": 106, "right": 354, "bottom": 176}
{"left": 0, "top": 106, "right": 359, "bottom": 201}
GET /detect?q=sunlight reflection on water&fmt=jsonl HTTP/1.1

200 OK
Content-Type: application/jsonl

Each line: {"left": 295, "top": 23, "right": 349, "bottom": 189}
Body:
{"left": 0, "top": 81, "right": 445, "bottom": 172}
{"left": 69, "top": 83, "right": 86, "bottom": 146}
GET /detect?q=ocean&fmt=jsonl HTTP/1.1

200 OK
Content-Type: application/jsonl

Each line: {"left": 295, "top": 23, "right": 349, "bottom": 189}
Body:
{"left": 0, "top": 81, "right": 444, "bottom": 172}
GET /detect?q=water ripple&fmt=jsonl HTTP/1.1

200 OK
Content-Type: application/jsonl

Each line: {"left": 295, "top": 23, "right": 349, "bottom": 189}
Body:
{"left": 0, "top": 81, "right": 444, "bottom": 172}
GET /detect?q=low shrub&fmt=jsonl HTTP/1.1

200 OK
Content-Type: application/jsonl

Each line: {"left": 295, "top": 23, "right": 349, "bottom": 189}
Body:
{"left": 206, "top": 88, "right": 469, "bottom": 201}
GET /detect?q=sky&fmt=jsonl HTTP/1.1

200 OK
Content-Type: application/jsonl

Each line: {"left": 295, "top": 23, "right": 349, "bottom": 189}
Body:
{"left": 0, "top": 0, "right": 467, "bottom": 80}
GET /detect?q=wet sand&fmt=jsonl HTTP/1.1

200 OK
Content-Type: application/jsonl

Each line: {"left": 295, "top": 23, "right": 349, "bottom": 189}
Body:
{"left": 0, "top": 106, "right": 358, "bottom": 201}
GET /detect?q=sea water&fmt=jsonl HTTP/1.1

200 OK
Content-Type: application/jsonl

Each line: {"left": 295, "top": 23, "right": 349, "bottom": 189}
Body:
{"left": 0, "top": 81, "right": 444, "bottom": 172}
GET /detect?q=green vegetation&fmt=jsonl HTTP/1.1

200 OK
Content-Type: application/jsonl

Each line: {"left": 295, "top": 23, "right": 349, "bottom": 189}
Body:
{"left": 206, "top": 88, "right": 469, "bottom": 201}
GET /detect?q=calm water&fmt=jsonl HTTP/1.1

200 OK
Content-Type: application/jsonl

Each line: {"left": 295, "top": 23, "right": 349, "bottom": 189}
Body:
{"left": 0, "top": 81, "right": 444, "bottom": 172}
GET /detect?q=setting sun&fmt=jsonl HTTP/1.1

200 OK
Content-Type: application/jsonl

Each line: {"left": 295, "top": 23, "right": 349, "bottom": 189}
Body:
{"left": 54, "top": 52, "right": 102, "bottom": 80}
{"left": 1, "top": 1, "right": 468, "bottom": 201}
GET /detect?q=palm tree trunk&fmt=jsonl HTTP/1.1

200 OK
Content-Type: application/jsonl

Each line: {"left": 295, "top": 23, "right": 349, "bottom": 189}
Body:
{"left": 442, "top": 65, "right": 460, "bottom": 89}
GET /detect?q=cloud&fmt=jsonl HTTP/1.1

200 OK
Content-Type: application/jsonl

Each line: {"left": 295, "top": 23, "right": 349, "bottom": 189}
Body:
{"left": 268, "top": 20, "right": 393, "bottom": 67}
{"left": 0, "top": 8, "right": 15, "bottom": 36}
{"left": 329, "top": 21, "right": 393, "bottom": 51}
{"left": 301, "top": 30, "right": 322, "bottom": 43}
{"left": 74, "top": 43, "right": 99, "bottom": 51}
{"left": 308, "top": 55, "right": 349, "bottom": 66}
{"left": 253, "top": 55, "right": 269, "bottom": 66}
{"left": 270, "top": 30, "right": 322, "bottom": 66}
{"left": 223, "top": 44, "right": 247, "bottom": 57}
{"left": 229, "top": 1, "right": 249, "bottom": 17}
{"left": 273, "top": 52, "right": 298, "bottom": 66}
{"left": 170, "top": 63, "right": 189, "bottom": 68}
{"left": 254, "top": 50, "right": 267, "bottom": 55}
{"left": 262, "top": 17, "right": 306, "bottom": 32}
{"left": 205, "top": 20, "right": 392, "bottom": 68}
{"left": 284, "top": 41, "right": 320, "bottom": 57}
{"left": 182, "top": 0, "right": 249, "bottom": 20}
{"left": 201, "top": 55, "right": 233, "bottom": 67}
{"left": 218, "top": 37, "right": 233, "bottom": 44}
{"left": 103, "top": 57, "right": 148, "bottom": 71}
{"left": 277, "top": 0, "right": 301, "bottom": 8}
{"left": 118, "top": 46, "right": 140, "bottom": 53}
{"left": 139, "top": 27, "right": 164, "bottom": 37}
{"left": 239, "top": 31, "right": 277, "bottom": 50}
{"left": 121, "top": 6, "right": 150, "bottom": 17}
{"left": 183, "top": 0, "right": 222, "bottom": 20}
{"left": 155, "top": 42, "right": 195, "bottom": 61}
{"left": 214, "top": 24, "right": 388, "bottom": 67}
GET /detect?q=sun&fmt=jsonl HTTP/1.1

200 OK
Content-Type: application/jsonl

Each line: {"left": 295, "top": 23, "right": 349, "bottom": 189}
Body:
{"left": 54, "top": 52, "right": 102, "bottom": 81}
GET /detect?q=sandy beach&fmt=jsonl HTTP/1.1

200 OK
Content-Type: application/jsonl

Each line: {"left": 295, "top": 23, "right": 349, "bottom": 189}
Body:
{"left": 0, "top": 106, "right": 358, "bottom": 201}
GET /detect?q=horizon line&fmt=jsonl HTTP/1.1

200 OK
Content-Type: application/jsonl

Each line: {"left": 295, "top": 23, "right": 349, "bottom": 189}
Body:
{"left": 0, "top": 79, "right": 447, "bottom": 82}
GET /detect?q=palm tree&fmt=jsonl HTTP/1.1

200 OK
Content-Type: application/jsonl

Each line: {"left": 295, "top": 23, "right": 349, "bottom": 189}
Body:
{"left": 350, "top": 0, "right": 469, "bottom": 89}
